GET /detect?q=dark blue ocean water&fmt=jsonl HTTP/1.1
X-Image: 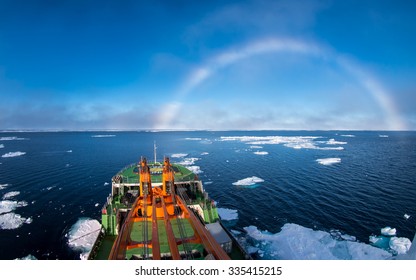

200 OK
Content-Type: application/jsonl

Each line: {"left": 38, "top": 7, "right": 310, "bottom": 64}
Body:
{"left": 0, "top": 131, "right": 415, "bottom": 259}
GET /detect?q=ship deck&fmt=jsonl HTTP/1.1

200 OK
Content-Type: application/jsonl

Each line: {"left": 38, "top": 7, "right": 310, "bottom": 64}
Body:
{"left": 117, "top": 163, "right": 196, "bottom": 184}
{"left": 125, "top": 219, "right": 205, "bottom": 259}
{"left": 90, "top": 158, "right": 249, "bottom": 260}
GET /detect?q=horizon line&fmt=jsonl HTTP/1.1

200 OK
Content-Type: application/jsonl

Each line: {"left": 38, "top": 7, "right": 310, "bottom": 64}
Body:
{"left": 1, "top": 128, "right": 414, "bottom": 133}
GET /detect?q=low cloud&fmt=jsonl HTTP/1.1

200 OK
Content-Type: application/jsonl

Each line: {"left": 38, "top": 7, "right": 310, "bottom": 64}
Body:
{"left": 0, "top": 103, "right": 157, "bottom": 130}
{"left": 149, "top": 100, "right": 392, "bottom": 131}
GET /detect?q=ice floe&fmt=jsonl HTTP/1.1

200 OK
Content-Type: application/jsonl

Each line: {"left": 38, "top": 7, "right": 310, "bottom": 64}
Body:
{"left": 0, "top": 212, "right": 32, "bottom": 230}
{"left": 250, "top": 145, "right": 263, "bottom": 149}
{"left": 177, "top": 157, "right": 200, "bottom": 166}
{"left": 244, "top": 223, "right": 392, "bottom": 260}
{"left": 389, "top": 237, "right": 412, "bottom": 254}
{"left": 0, "top": 137, "right": 27, "bottom": 141}
{"left": 217, "top": 208, "right": 238, "bottom": 221}
{"left": 67, "top": 218, "right": 101, "bottom": 260}
{"left": 220, "top": 136, "right": 345, "bottom": 150}
{"left": 2, "top": 191, "right": 20, "bottom": 199}
{"left": 316, "top": 158, "right": 341, "bottom": 166}
{"left": 200, "top": 139, "right": 213, "bottom": 144}
{"left": 381, "top": 227, "right": 396, "bottom": 236}
{"left": 369, "top": 226, "right": 412, "bottom": 255}
{"left": 253, "top": 151, "right": 268, "bottom": 155}
{"left": 326, "top": 139, "right": 347, "bottom": 145}
{"left": 171, "top": 153, "right": 188, "bottom": 158}
{"left": 15, "top": 254, "right": 37, "bottom": 260}
{"left": 0, "top": 200, "right": 28, "bottom": 214}
{"left": 2, "top": 151, "right": 26, "bottom": 158}
{"left": 221, "top": 136, "right": 318, "bottom": 145}
{"left": 311, "top": 146, "right": 344, "bottom": 150}
{"left": 232, "top": 176, "right": 264, "bottom": 186}
{"left": 91, "top": 134, "right": 116, "bottom": 138}
{"left": 369, "top": 235, "right": 390, "bottom": 248}
{"left": 284, "top": 142, "right": 317, "bottom": 149}
{"left": 186, "top": 166, "right": 203, "bottom": 174}
{"left": 330, "top": 229, "right": 357, "bottom": 242}
{"left": 404, "top": 214, "right": 411, "bottom": 220}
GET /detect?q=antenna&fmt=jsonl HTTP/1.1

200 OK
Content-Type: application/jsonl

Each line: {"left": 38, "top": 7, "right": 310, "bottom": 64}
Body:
{"left": 154, "top": 141, "right": 157, "bottom": 164}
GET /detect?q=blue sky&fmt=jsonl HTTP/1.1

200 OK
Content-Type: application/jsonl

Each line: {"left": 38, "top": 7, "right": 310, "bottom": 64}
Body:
{"left": 1, "top": 0, "right": 415, "bottom": 130}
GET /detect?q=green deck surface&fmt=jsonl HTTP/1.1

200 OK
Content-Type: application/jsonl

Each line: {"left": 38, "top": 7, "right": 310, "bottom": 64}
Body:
{"left": 130, "top": 219, "right": 195, "bottom": 244}
{"left": 118, "top": 163, "right": 195, "bottom": 184}
{"left": 125, "top": 243, "right": 205, "bottom": 260}
{"left": 125, "top": 218, "right": 202, "bottom": 259}
{"left": 130, "top": 221, "right": 152, "bottom": 243}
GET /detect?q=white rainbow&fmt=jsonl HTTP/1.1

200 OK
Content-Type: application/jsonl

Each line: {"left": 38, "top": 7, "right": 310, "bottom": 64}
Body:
{"left": 155, "top": 37, "right": 406, "bottom": 130}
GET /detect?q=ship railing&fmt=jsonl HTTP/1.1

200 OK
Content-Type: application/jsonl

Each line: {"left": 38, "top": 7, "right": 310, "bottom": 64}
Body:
{"left": 114, "top": 164, "right": 163, "bottom": 184}
{"left": 113, "top": 163, "right": 138, "bottom": 183}
{"left": 177, "top": 187, "right": 192, "bottom": 205}
{"left": 119, "top": 175, "right": 139, "bottom": 184}
{"left": 87, "top": 227, "right": 105, "bottom": 260}
{"left": 101, "top": 193, "right": 112, "bottom": 214}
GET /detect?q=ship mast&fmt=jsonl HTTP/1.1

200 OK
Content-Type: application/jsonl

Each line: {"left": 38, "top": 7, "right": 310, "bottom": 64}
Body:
{"left": 154, "top": 141, "right": 157, "bottom": 164}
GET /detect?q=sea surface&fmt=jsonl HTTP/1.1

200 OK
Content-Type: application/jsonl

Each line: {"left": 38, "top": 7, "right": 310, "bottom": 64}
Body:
{"left": 0, "top": 131, "right": 415, "bottom": 260}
